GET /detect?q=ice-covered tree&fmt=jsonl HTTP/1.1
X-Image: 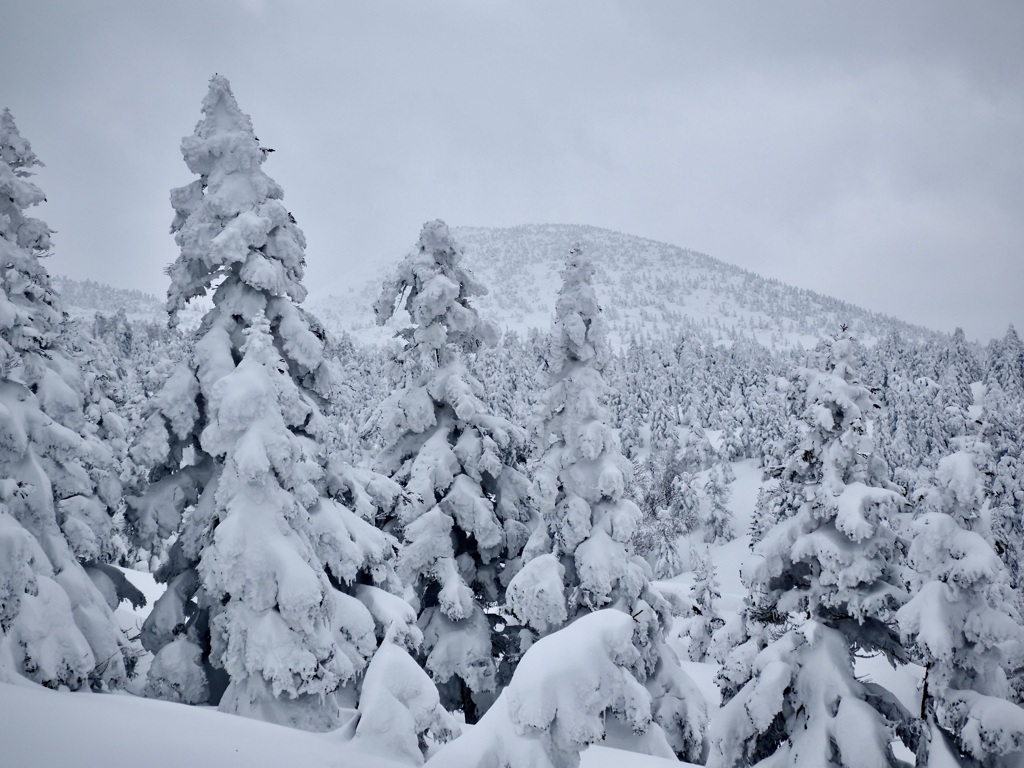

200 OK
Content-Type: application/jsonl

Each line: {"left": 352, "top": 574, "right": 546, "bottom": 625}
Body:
{"left": 128, "top": 77, "right": 393, "bottom": 730}
{"left": 898, "top": 511, "right": 1024, "bottom": 767}
{"left": 506, "top": 245, "right": 706, "bottom": 762}
{"left": 0, "top": 109, "right": 130, "bottom": 689}
{"left": 367, "top": 219, "right": 532, "bottom": 723}
{"left": 709, "top": 330, "right": 911, "bottom": 767}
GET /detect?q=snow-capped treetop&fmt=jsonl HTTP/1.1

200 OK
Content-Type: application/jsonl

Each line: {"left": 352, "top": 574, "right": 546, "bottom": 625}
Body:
{"left": 374, "top": 219, "right": 497, "bottom": 368}
{"left": 547, "top": 243, "right": 609, "bottom": 373}
{"left": 165, "top": 75, "right": 307, "bottom": 324}
{"left": 781, "top": 328, "right": 895, "bottom": 497}
{"left": 0, "top": 108, "right": 45, "bottom": 179}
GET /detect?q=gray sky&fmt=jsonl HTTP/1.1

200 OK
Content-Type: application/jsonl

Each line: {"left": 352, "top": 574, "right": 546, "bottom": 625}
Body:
{"left": 3, "top": 1, "right": 1022, "bottom": 341}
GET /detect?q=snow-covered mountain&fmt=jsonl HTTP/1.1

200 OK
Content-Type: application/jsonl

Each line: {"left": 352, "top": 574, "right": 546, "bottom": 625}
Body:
{"left": 56, "top": 224, "right": 941, "bottom": 349}
{"left": 306, "top": 224, "right": 941, "bottom": 349}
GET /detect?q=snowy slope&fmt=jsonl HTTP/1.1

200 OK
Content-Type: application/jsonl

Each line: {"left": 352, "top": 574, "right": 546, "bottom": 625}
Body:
{"left": 0, "top": 681, "right": 689, "bottom": 768}
{"left": 306, "top": 224, "right": 939, "bottom": 349}
{"left": 55, "top": 224, "right": 941, "bottom": 351}
{"left": 0, "top": 565, "right": 690, "bottom": 768}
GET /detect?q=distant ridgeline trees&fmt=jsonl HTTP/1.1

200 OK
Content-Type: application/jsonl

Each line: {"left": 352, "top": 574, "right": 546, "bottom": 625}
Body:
{"left": 6, "top": 75, "right": 1024, "bottom": 768}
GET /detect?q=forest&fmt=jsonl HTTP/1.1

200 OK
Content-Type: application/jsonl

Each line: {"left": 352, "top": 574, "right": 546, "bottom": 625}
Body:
{"left": 3, "top": 75, "right": 1024, "bottom": 768}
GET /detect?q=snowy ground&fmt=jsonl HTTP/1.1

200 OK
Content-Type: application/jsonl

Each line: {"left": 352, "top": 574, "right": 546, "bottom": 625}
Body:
{"left": 1, "top": 568, "right": 688, "bottom": 768}
{"left": 0, "top": 680, "right": 688, "bottom": 768}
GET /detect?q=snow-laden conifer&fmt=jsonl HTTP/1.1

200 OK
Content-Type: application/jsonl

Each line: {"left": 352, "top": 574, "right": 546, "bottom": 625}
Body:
{"left": 367, "top": 219, "right": 532, "bottom": 723}
{"left": 425, "top": 610, "right": 671, "bottom": 768}
{"left": 898, "top": 511, "right": 1024, "bottom": 766}
{"left": 506, "top": 244, "right": 706, "bottom": 762}
{"left": 686, "top": 544, "right": 723, "bottom": 663}
{"left": 710, "top": 330, "right": 911, "bottom": 767}
{"left": 0, "top": 109, "right": 129, "bottom": 689}
{"left": 703, "top": 463, "right": 734, "bottom": 544}
{"left": 128, "top": 77, "right": 394, "bottom": 730}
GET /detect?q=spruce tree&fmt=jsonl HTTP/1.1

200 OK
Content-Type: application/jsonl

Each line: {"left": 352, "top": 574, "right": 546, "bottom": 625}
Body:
{"left": 128, "top": 77, "right": 393, "bottom": 730}
{"left": 898, "top": 510, "right": 1024, "bottom": 766}
{"left": 0, "top": 109, "right": 129, "bottom": 689}
{"left": 367, "top": 219, "right": 531, "bottom": 723}
{"left": 710, "top": 330, "right": 911, "bottom": 768}
{"left": 506, "top": 244, "right": 706, "bottom": 762}
{"left": 703, "top": 463, "right": 735, "bottom": 544}
{"left": 686, "top": 544, "right": 723, "bottom": 663}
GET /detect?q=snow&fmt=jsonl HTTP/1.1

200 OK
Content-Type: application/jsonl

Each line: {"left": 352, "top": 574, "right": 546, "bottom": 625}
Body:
{"left": 0, "top": 680, "right": 404, "bottom": 768}
{"left": 306, "top": 224, "right": 939, "bottom": 352}
{"left": 0, "top": 670, "right": 689, "bottom": 768}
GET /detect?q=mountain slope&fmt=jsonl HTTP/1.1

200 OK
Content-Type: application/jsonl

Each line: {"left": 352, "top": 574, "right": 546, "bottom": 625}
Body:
{"left": 55, "top": 224, "right": 941, "bottom": 350}
{"left": 306, "top": 224, "right": 940, "bottom": 348}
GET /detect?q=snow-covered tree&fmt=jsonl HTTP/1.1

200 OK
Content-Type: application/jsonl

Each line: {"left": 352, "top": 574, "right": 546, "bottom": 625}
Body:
{"left": 0, "top": 109, "right": 130, "bottom": 690}
{"left": 367, "top": 219, "right": 532, "bottom": 723}
{"left": 686, "top": 544, "right": 723, "bottom": 663}
{"left": 634, "top": 462, "right": 698, "bottom": 580}
{"left": 898, "top": 512, "right": 1024, "bottom": 767}
{"left": 351, "top": 586, "right": 461, "bottom": 765}
{"left": 710, "top": 330, "right": 911, "bottom": 767}
{"left": 426, "top": 609, "right": 679, "bottom": 768}
{"left": 507, "top": 245, "right": 706, "bottom": 762}
{"left": 988, "top": 326, "right": 1024, "bottom": 399}
{"left": 128, "top": 77, "right": 392, "bottom": 730}
{"left": 703, "top": 463, "right": 734, "bottom": 544}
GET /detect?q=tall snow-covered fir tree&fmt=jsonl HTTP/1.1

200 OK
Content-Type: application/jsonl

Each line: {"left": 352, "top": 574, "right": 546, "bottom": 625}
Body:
{"left": 710, "top": 329, "right": 911, "bottom": 768}
{"left": 0, "top": 109, "right": 131, "bottom": 690}
{"left": 506, "top": 244, "right": 707, "bottom": 762}
{"left": 127, "top": 77, "right": 396, "bottom": 730}
{"left": 367, "top": 219, "right": 532, "bottom": 723}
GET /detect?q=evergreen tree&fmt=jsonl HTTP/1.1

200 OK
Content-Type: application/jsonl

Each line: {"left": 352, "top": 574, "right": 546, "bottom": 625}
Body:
{"left": 686, "top": 544, "right": 723, "bottom": 663}
{"left": 367, "top": 219, "right": 532, "bottom": 723}
{"left": 506, "top": 245, "right": 706, "bottom": 762}
{"left": 898, "top": 511, "right": 1024, "bottom": 766}
{"left": 128, "top": 77, "right": 393, "bottom": 730}
{"left": 0, "top": 109, "right": 130, "bottom": 690}
{"left": 709, "top": 330, "right": 911, "bottom": 767}
{"left": 703, "top": 464, "right": 734, "bottom": 544}
{"left": 988, "top": 326, "right": 1024, "bottom": 399}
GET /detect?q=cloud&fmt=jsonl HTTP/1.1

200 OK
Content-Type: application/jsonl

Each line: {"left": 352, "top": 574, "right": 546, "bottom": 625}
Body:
{"left": 2, "top": 1, "right": 1022, "bottom": 339}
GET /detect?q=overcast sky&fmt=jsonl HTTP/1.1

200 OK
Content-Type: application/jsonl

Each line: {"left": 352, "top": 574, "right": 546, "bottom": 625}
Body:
{"left": 3, "top": 1, "right": 1022, "bottom": 341}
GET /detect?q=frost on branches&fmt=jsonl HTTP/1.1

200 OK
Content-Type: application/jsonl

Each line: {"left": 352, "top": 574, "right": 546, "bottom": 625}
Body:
{"left": 710, "top": 330, "right": 911, "bottom": 767}
{"left": 368, "top": 220, "right": 532, "bottom": 723}
{"left": 127, "top": 77, "right": 393, "bottom": 731}
{"left": 0, "top": 109, "right": 131, "bottom": 691}
{"left": 506, "top": 244, "right": 706, "bottom": 762}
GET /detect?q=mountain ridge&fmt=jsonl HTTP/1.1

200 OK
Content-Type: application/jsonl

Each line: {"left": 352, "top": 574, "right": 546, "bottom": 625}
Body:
{"left": 55, "top": 223, "right": 943, "bottom": 350}
{"left": 307, "top": 223, "right": 943, "bottom": 349}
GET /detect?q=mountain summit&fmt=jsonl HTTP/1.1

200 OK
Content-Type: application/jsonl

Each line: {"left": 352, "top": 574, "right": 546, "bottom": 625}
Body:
{"left": 307, "top": 224, "right": 937, "bottom": 349}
